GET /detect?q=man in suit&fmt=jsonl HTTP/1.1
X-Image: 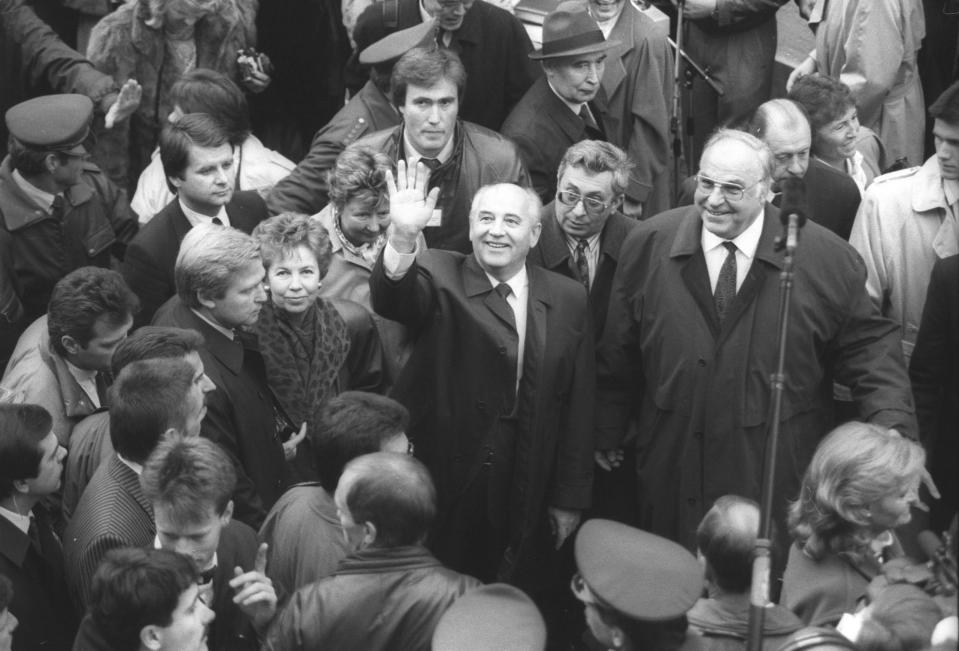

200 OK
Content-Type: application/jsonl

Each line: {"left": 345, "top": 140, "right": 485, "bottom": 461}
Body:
{"left": 502, "top": 2, "right": 613, "bottom": 204}
{"left": 152, "top": 224, "right": 294, "bottom": 529}
{"left": 354, "top": 46, "right": 530, "bottom": 253}
{"left": 141, "top": 434, "right": 277, "bottom": 651}
{"left": 0, "top": 403, "right": 75, "bottom": 650}
{"left": 64, "top": 356, "right": 207, "bottom": 611}
{"left": 348, "top": 0, "right": 536, "bottom": 132}
{"left": 527, "top": 140, "right": 637, "bottom": 525}
{"left": 370, "top": 168, "right": 595, "bottom": 584}
{"left": 596, "top": 129, "right": 916, "bottom": 552}
{"left": 122, "top": 113, "right": 268, "bottom": 327}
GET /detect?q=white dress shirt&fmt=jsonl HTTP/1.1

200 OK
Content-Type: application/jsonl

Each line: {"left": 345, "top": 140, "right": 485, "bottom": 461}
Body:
{"left": 0, "top": 504, "right": 32, "bottom": 535}
{"left": 564, "top": 232, "right": 601, "bottom": 288}
{"left": 701, "top": 209, "right": 764, "bottom": 293}
{"left": 179, "top": 198, "right": 231, "bottom": 228}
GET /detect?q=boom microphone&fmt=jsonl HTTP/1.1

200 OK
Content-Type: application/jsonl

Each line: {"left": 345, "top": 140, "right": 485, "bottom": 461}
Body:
{"left": 777, "top": 177, "right": 808, "bottom": 252}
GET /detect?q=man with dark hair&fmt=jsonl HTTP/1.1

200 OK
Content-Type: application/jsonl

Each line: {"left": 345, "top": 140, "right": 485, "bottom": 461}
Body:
{"left": 850, "top": 80, "right": 959, "bottom": 368}
{"left": 154, "top": 223, "right": 293, "bottom": 529}
{"left": 348, "top": 0, "right": 536, "bottom": 132}
{"left": 1, "top": 266, "right": 138, "bottom": 445}
{"left": 122, "top": 113, "right": 269, "bottom": 326}
{"left": 688, "top": 496, "right": 802, "bottom": 650}
{"left": 62, "top": 327, "right": 215, "bottom": 523}
{"left": 73, "top": 547, "right": 214, "bottom": 651}
{"left": 142, "top": 435, "right": 277, "bottom": 651}
{"left": 266, "top": 21, "right": 435, "bottom": 216}
{"left": 259, "top": 391, "right": 411, "bottom": 594}
{"left": 502, "top": 3, "right": 615, "bottom": 203}
{"left": 63, "top": 356, "right": 204, "bottom": 611}
{"left": 0, "top": 94, "right": 138, "bottom": 366}
{"left": 0, "top": 403, "right": 76, "bottom": 650}
{"left": 263, "top": 452, "right": 480, "bottom": 650}
{"left": 354, "top": 46, "right": 529, "bottom": 253}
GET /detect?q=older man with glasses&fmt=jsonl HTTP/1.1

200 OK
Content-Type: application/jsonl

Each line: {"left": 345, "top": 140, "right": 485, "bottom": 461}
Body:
{"left": 596, "top": 128, "right": 916, "bottom": 561}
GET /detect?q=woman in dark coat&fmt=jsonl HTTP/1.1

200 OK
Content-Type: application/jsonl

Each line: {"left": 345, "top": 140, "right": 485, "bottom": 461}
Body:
{"left": 252, "top": 213, "right": 387, "bottom": 480}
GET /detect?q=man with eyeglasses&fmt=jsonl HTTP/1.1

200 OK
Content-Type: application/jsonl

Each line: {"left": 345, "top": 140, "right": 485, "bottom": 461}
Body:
{"left": 347, "top": 0, "right": 537, "bottom": 132}
{"left": 0, "top": 94, "right": 138, "bottom": 368}
{"left": 596, "top": 128, "right": 916, "bottom": 556}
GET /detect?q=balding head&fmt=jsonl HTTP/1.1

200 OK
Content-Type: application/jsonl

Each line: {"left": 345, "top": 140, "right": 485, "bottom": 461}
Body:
{"left": 749, "top": 99, "right": 812, "bottom": 182}
{"left": 696, "top": 495, "right": 761, "bottom": 595}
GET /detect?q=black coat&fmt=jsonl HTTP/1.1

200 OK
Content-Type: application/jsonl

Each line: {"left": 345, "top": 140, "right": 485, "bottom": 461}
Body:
{"left": 122, "top": 190, "right": 268, "bottom": 327}
{"left": 348, "top": 0, "right": 537, "bottom": 131}
{"left": 152, "top": 298, "right": 292, "bottom": 529}
{"left": 526, "top": 202, "right": 637, "bottom": 340}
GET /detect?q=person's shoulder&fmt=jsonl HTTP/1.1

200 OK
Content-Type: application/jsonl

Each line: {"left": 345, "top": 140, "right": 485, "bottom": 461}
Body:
{"left": 354, "top": 125, "right": 399, "bottom": 150}
{"left": 326, "top": 297, "right": 374, "bottom": 331}
{"left": 461, "top": 121, "right": 524, "bottom": 162}
{"left": 868, "top": 165, "right": 922, "bottom": 189}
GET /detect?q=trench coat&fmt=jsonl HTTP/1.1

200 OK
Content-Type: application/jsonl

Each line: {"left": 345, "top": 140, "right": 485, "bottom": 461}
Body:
{"left": 816, "top": 0, "right": 926, "bottom": 166}
{"left": 596, "top": 204, "right": 916, "bottom": 549}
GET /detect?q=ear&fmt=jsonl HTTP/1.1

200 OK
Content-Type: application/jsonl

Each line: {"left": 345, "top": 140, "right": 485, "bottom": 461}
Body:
{"left": 610, "top": 624, "right": 626, "bottom": 650}
{"left": 220, "top": 500, "right": 234, "bottom": 526}
{"left": 141, "top": 624, "right": 163, "bottom": 650}
{"left": 613, "top": 193, "right": 625, "bottom": 212}
{"left": 12, "top": 478, "right": 30, "bottom": 494}
{"left": 363, "top": 521, "right": 377, "bottom": 547}
{"left": 196, "top": 289, "right": 217, "bottom": 311}
{"left": 60, "top": 334, "right": 82, "bottom": 356}
{"left": 43, "top": 153, "right": 60, "bottom": 175}
{"left": 169, "top": 174, "right": 184, "bottom": 191}
{"left": 529, "top": 219, "right": 543, "bottom": 249}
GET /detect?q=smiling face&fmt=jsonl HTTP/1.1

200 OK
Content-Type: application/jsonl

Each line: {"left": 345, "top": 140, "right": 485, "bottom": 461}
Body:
{"left": 695, "top": 139, "right": 769, "bottom": 240}
{"left": 339, "top": 196, "right": 390, "bottom": 247}
{"left": 867, "top": 474, "right": 921, "bottom": 531}
{"left": 555, "top": 166, "right": 620, "bottom": 239}
{"left": 266, "top": 245, "right": 321, "bottom": 316}
{"left": 814, "top": 105, "right": 860, "bottom": 163}
{"left": 544, "top": 52, "right": 606, "bottom": 105}
{"left": 469, "top": 185, "right": 542, "bottom": 282}
{"left": 400, "top": 79, "right": 459, "bottom": 159}
{"left": 170, "top": 143, "right": 235, "bottom": 217}
{"left": 198, "top": 261, "right": 267, "bottom": 330}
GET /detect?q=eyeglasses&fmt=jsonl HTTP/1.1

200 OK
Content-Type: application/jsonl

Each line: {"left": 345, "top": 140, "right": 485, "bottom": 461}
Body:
{"left": 557, "top": 190, "right": 610, "bottom": 216}
{"left": 695, "top": 173, "right": 759, "bottom": 201}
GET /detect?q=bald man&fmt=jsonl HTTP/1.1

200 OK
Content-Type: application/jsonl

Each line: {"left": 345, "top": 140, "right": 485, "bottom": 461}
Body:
{"left": 747, "top": 99, "right": 862, "bottom": 240}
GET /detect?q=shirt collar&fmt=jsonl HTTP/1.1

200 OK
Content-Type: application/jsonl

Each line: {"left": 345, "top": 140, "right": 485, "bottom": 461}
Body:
{"left": 11, "top": 169, "right": 58, "bottom": 213}
{"left": 117, "top": 453, "right": 143, "bottom": 475}
{"left": 546, "top": 80, "right": 586, "bottom": 117}
{"left": 65, "top": 359, "right": 99, "bottom": 386}
{"left": 190, "top": 308, "right": 236, "bottom": 341}
{"left": 0, "top": 504, "right": 32, "bottom": 535}
{"left": 564, "top": 231, "right": 600, "bottom": 252}
{"left": 944, "top": 177, "right": 959, "bottom": 208}
{"left": 484, "top": 265, "right": 529, "bottom": 297}
{"left": 402, "top": 126, "right": 455, "bottom": 165}
{"left": 701, "top": 208, "right": 764, "bottom": 259}
{"left": 178, "top": 198, "right": 230, "bottom": 228}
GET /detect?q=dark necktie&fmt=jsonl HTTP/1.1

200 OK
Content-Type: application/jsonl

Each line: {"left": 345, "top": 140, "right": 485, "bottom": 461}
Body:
{"left": 494, "top": 282, "right": 516, "bottom": 329}
{"left": 579, "top": 105, "right": 604, "bottom": 138}
{"left": 50, "top": 195, "right": 65, "bottom": 220}
{"left": 714, "top": 241, "right": 737, "bottom": 322}
{"left": 574, "top": 238, "right": 590, "bottom": 290}
{"left": 212, "top": 217, "right": 223, "bottom": 226}
{"left": 27, "top": 517, "right": 43, "bottom": 556}
{"left": 419, "top": 157, "right": 441, "bottom": 171}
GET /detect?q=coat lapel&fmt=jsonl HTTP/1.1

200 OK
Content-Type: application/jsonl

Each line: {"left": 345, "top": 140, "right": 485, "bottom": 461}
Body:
{"left": 465, "top": 256, "right": 516, "bottom": 331}
{"left": 671, "top": 208, "right": 721, "bottom": 335}
{"left": 108, "top": 457, "right": 154, "bottom": 520}
{"left": 602, "top": 7, "right": 635, "bottom": 99}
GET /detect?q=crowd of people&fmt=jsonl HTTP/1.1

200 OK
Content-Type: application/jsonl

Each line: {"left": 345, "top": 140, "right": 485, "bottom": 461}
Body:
{"left": 0, "top": 0, "right": 958, "bottom": 648}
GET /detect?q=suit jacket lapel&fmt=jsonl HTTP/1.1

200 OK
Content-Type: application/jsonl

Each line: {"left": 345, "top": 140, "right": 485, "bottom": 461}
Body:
{"left": 109, "top": 457, "right": 154, "bottom": 520}
{"left": 170, "top": 200, "right": 192, "bottom": 245}
{"left": 535, "top": 204, "right": 574, "bottom": 277}
{"left": 465, "top": 256, "right": 516, "bottom": 331}
{"left": 672, "top": 208, "right": 721, "bottom": 336}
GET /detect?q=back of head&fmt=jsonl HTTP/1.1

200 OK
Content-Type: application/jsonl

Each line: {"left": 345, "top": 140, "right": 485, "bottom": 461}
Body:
{"left": 47, "top": 267, "right": 139, "bottom": 358}
{"left": 432, "top": 584, "right": 547, "bottom": 651}
{"left": 110, "top": 327, "right": 205, "bottom": 376}
{"left": 391, "top": 46, "right": 466, "bottom": 107}
{"left": 159, "top": 113, "right": 231, "bottom": 188}
{"left": 174, "top": 224, "right": 261, "bottom": 309}
{"left": 857, "top": 584, "right": 943, "bottom": 651}
{"left": 557, "top": 140, "right": 633, "bottom": 197}
{"left": 748, "top": 99, "right": 810, "bottom": 142}
{"left": 696, "top": 495, "right": 760, "bottom": 595}
{"left": 788, "top": 422, "right": 926, "bottom": 558}
{"left": 930, "top": 80, "right": 959, "bottom": 125}
{"left": 0, "top": 403, "right": 53, "bottom": 500}
{"left": 170, "top": 68, "right": 251, "bottom": 145}
{"left": 778, "top": 627, "right": 858, "bottom": 651}
{"left": 312, "top": 392, "right": 409, "bottom": 493}
{"left": 141, "top": 434, "right": 236, "bottom": 525}
{"left": 89, "top": 547, "right": 199, "bottom": 651}
{"left": 109, "top": 358, "right": 195, "bottom": 465}
{"left": 788, "top": 74, "right": 855, "bottom": 133}
{"left": 339, "top": 452, "right": 436, "bottom": 548}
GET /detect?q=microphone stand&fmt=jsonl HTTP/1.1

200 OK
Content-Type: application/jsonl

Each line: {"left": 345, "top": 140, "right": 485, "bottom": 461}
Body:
{"left": 746, "top": 213, "right": 802, "bottom": 651}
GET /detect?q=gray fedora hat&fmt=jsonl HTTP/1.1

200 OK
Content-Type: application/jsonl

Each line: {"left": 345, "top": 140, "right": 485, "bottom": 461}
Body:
{"left": 529, "top": 1, "right": 619, "bottom": 60}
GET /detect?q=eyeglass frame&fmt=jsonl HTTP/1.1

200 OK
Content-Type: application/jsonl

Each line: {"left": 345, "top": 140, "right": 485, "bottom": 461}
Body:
{"left": 556, "top": 190, "right": 614, "bottom": 216}
{"left": 694, "top": 173, "right": 762, "bottom": 201}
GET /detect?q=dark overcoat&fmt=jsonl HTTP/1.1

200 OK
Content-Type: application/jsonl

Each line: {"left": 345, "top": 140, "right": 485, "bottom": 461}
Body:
{"left": 596, "top": 204, "right": 917, "bottom": 549}
{"left": 370, "top": 251, "right": 595, "bottom": 561}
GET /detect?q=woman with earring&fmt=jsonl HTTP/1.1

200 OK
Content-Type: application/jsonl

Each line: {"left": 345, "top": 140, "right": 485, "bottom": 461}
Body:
{"left": 252, "top": 212, "right": 387, "bottom": 480}
{"left": 781, "top": 422, "right": 927, "bottom": 627}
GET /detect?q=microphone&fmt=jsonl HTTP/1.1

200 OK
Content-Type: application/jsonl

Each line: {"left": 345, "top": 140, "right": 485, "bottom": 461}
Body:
{"left": 777, "top": 177, "right": 808, "bottom": 252}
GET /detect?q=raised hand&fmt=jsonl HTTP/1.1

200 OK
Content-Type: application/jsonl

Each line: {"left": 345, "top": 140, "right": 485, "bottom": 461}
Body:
{"left": 105, "top": 79, "right": 142, "bottom": 129}
{"left": 282, "top": 423, "right": 307, "bottom": 461}
{"left": 387, "top": 157, "right": 440, "bottom": 253}
{"left": 229, "top": 542, "right": 277, "bottom": 632}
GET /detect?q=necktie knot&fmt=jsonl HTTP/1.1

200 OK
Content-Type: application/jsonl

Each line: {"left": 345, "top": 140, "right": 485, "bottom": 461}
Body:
{"left": 419, "top": 157, "right": 442, "bottom": 171}
{"left": 50, "top": 194, "right": 65, "bottom": 217}
{"left": 212, "top": 216, "right": 223, "bottom": 226}
{"left": 722, "top": 241, "right": 737, "bottom": 254}
{"left": 495, "top": 282, "right": 512, "bottom": 299}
